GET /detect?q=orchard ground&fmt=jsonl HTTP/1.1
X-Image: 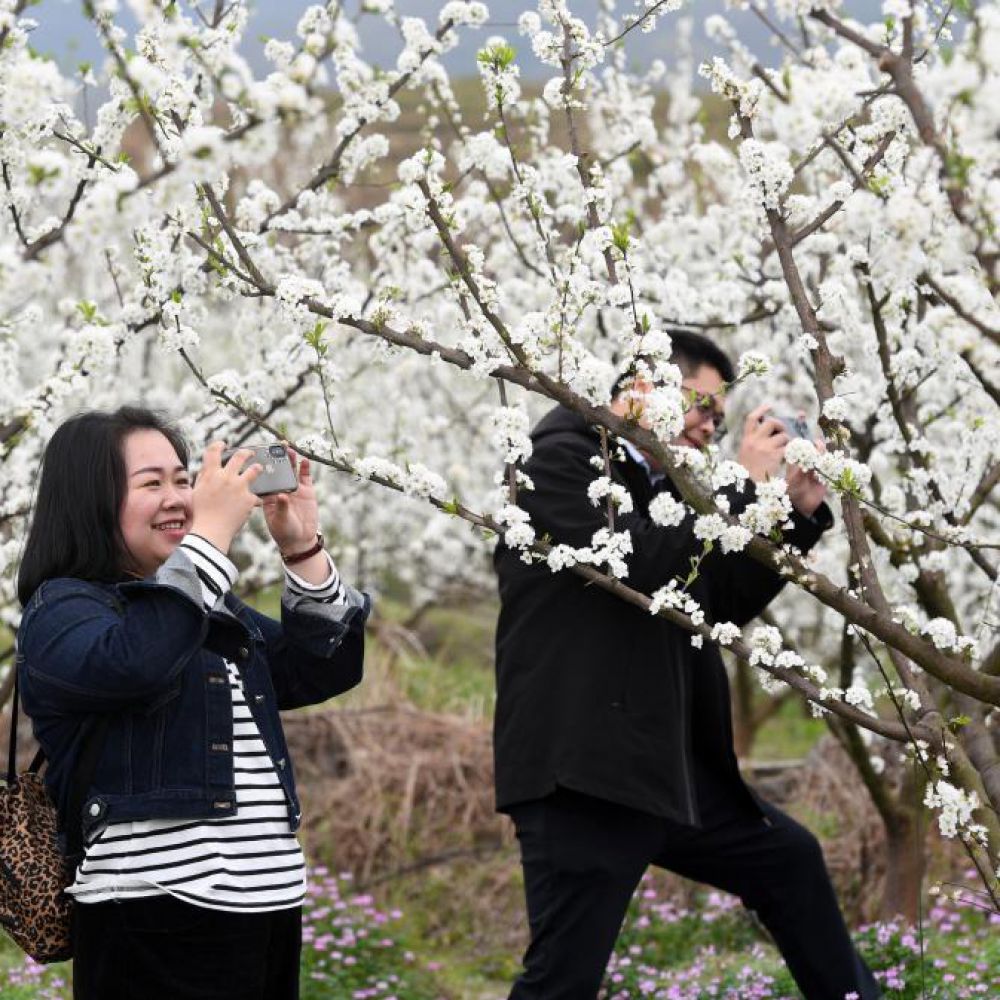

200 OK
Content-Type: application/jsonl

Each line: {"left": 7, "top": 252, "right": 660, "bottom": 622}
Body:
{"left": 3, "top": 595, "right": 997, "bottom": 999}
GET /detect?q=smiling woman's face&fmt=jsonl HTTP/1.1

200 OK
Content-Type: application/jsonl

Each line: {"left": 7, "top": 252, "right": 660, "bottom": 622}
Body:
{"left": 119, "top": 429, "right": 193, "bottom": 578}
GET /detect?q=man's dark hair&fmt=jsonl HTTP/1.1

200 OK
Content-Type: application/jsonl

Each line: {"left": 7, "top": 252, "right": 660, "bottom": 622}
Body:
{"left": 17, "top": 406, "right": 189, "bottom": 607}
{"left": 611, "top": 329, "right": 736, "bottom": 399}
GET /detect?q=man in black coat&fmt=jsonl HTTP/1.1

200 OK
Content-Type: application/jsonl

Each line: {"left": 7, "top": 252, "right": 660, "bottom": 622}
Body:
{"left": 493, "top": 332, "right": 880, "bottom": 999}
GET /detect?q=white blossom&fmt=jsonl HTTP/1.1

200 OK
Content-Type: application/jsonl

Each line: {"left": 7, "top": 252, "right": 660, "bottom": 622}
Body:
{"left": 821, "top": 396, "right": 851, "bottom": 422}
{"left": 648, "top": 493, "right": 687, "bottom": 528}
{"left": 710, "top": 622, "right": 741, "bottom": 647}
{"left": 922, "top": 617, "right": 958, "bottom": 651}
{"left": 693, "top": 514, "right": 727, "bottom": 543}
{"left": 488, "top": 406, "right": 532, "bottom": 464}
{"left": 924, "top": 781, "right": 984, "bottom": 841}
{"left": 737, "top": 351, "right": 770, "bottom": 379}
{"left": 738, "top": 138, "right": 794, "bottom": 210}
{"left": 0, "top": 0, "right": 997, "bottom": 895}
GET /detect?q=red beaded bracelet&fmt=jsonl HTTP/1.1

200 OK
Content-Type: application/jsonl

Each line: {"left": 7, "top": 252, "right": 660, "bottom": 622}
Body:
{"left": 282, "top": 533, "right": 325, "bottom": 566}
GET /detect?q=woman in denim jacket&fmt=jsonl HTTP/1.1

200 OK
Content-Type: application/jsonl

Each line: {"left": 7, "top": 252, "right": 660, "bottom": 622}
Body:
{"left": 16, "top": 406, "right": 369, "bottom": 1000}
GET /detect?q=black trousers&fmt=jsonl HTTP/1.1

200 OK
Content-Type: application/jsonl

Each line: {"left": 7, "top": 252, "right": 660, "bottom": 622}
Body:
{"left": 507, "top": 781, "right": 881, "bottom": 1000}
{"left": 72, "top": 894, "right": 302, "bottom": 1000}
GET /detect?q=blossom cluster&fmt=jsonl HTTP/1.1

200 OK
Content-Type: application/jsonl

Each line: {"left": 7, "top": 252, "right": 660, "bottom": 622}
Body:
{"left": 0, "top": 0, "right": 998, "bottom": 900}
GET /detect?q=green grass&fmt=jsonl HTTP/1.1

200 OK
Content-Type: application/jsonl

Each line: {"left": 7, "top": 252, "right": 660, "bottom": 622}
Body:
{"left": 751, "top": 697, "right": 827, "bottom": 761}
{"left": 0, "top": 934, "right": 70, "bottom": 999}
{"left": 239, "top": 586, "right": 498, "bottom": 719}
{"left": 7, "top": 864, "right": 1000, "bottom": 999}
{"left": 371, "top": 854, "right": 525, "bottom": 995}
{"left": 393, "top": 647, "right": 495, "bottom": 719}
{"left": 394, "top": 602, "right": 496, "bottom": 719}
{"left": 599, "top": 871, "right": 1000, "bottom": 998}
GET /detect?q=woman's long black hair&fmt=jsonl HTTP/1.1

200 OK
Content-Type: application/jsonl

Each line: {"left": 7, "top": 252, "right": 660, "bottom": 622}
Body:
{"left": 17, "top": 406, "right": 189, "bottom": 607}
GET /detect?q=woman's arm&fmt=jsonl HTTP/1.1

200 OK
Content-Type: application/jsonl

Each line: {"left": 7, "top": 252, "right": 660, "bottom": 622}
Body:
{"left": 247, "top": 445, "right": 370, "bottom": 708}
{"left": 241, "top": 554, "right": 370, "bottom": 710}
{"left": 17, "top": 547, "right": 212, "bottom": 713}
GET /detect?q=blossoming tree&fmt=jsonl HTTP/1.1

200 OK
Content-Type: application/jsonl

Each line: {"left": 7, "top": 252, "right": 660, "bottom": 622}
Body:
{"left": 1, "top": 0, "right": 998, "bottom": 917}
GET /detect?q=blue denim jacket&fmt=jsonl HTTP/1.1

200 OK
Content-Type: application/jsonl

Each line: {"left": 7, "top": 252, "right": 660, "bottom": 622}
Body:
{"left": 16, "top": 547, "right": 370, "bottom": 841}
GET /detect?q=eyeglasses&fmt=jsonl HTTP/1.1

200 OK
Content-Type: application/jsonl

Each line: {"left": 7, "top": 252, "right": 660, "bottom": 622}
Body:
{"left": 682, "top": 386, "right": 727, "bottom": 441}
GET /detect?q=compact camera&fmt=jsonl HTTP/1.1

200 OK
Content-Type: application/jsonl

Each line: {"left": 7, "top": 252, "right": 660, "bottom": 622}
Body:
{"left": 221, "top": 443, "right": 298, "bottom": 497}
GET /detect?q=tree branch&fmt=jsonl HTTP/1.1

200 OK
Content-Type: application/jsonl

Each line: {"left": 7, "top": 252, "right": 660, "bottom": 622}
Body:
{"left": 174, "top": 345, "right": 933, "bottom": 745}
{"left": 922, "top": 272, "right": 1000, "bottom": 348}
{"left": 261, "top": 19, "right": 457, "bottom": 230}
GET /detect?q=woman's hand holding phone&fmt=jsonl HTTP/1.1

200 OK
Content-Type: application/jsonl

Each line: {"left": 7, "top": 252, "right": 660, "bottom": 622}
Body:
{"left": 261, "top": 446, "right": 319, "bottom": 556}
{"left": 190, "top": 442, "right": 263, "bottom": 555}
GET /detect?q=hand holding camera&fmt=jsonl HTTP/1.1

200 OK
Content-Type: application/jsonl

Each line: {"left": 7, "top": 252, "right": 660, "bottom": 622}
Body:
{"left": 192, "top": 441, "right": 321, "bottom": 556}
{"left": 738, "top": 404, "right": 827, "bottom": 515}
{"left": 738, "top": 404, "right": 793, "bottom": 483}
{"left": 192, "top": 439, "right": 323, "bottom": 572}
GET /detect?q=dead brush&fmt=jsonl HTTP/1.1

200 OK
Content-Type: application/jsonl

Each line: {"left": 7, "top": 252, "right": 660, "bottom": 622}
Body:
{"left": 783, "top": 734, "right": 887, "bottom": 923}
{"left": 281, "top": 703, "right": 511, "bottom": 883}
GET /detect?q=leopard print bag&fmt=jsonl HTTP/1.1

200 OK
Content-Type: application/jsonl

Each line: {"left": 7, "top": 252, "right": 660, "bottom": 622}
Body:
{"left": 2, "top": 672, "right": 107, "bottom": 964}
{"left": 0, "top": 756, "right": 74, "bottom": 963}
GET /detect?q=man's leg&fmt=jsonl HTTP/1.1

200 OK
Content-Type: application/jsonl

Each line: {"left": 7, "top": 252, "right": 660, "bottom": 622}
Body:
{"left": 507, "top": 788, "right": 661, "bottom": 1000}
{"left": 652, "top": 787, "right": 880, "bottom": 1000}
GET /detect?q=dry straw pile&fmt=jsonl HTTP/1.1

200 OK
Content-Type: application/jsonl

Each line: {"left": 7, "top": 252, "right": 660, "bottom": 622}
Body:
{"left": 283, "top": 705, "right": 511, "bottom": 884}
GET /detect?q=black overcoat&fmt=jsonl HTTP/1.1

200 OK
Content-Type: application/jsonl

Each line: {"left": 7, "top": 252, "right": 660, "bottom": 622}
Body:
{"left": 493, "top": 405, "right": 832, "bottom": 824}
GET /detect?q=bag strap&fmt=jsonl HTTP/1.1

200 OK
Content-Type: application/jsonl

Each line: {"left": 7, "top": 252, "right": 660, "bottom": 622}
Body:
{"left": 7, "top": 669, "right": 23, "bottom": 785}
{"left": 8, "top": 670, "right": 66, "bottom": 780}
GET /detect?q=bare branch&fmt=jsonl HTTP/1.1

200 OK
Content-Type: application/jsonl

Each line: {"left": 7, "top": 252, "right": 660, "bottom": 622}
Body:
{"left": 23, "top": 171, "right": 95, "bottom": 262}
{"left": 810, "top": 9, "right": 887, "bottom": 59}
{"left": 559, "top": 17, "right": 618, "bottom": 283}
{"left": 964, "top": 463, "right": 1000, "bottom": 525}
{"left": 1, "top": 159, "right": 30, "bottom": 248}
{"left": 922, "top": 272, "right": 1000, "bottom": 348}
{"left": 429, "top": 80, "right": 547, "bottom": 279}
{"left": 52, "top": 128, "right": 122, "bottom": 174}
{"left": 787, "top": 131, "right": 895, "bottom": 249}
{"left": 199, "top": 183, "right": 272, "bottom": 291}
{"left": 83, "top": 0, "right": 166, "bottom": 156}
{"left": 602, "top": 0, "right": 679, "bottom": 47}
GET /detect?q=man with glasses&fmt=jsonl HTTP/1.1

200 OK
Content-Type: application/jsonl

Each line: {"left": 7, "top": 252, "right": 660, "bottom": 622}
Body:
{"left": 493, "top": 331, "right": 880, "bottom": 999}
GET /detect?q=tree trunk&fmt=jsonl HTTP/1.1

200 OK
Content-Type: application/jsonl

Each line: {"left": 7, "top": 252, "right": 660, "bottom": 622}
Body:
{"left": 880, "top": 768, "right": 927, "bottom": 922}
{"left": 731, "top": 656, "right": 794, "bottom": 759}
{"left": 732, "top": 656, "right": 755, "bottom": 758}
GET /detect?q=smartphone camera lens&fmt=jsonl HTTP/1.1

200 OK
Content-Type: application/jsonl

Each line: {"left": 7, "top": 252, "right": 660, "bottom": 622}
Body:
{"left": 269, "top": 444, "right": 286, "bottom": 458}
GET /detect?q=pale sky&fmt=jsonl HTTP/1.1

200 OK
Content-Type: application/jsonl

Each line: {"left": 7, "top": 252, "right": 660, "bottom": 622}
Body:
{"left": 29, "top": 0, "right": 884, "bottom": 81}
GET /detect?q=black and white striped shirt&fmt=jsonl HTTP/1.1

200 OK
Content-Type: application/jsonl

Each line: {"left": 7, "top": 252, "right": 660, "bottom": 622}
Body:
{"left": 68, "top": 533, "right": 348, "bottom": 912}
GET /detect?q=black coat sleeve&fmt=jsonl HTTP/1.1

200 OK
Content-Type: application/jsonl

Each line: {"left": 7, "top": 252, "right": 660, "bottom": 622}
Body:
{"left": 519, "top": 432, "right": 752, "bottom": 595}
{"left": 703, "top": 496, "right": 834, "bottom": 627}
